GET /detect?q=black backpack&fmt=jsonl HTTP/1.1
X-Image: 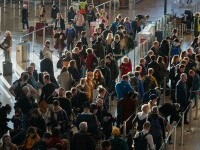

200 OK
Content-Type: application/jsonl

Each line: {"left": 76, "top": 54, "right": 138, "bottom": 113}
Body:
{"left": 134, "top": 132, "right": 149, "bottom": 150}
{"left": 13, "top": 80, "right": 27, "bottom": 101}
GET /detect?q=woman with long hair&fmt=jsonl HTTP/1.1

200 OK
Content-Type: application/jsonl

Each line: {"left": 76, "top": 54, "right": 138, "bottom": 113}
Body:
{"left": 1, "top": 31, "right": 12, "bottom": 62}
{"left": 105, "top": 33, "right": 113, "bottom": 55}
{"left": 93, "top": 69, "right": 105, "bottom": 89}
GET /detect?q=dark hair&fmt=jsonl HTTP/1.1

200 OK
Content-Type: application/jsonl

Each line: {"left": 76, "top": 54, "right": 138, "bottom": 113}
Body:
{"left": 52, "top": 127, "right": 61, "bottom": 137}
{"left": 53, "top": 100, "right": 60, "bottom": 106}
{"left": 43, "top": 132, "right": 52, "bottom": 139}
{"left": 44, "top": 74, "right": 50, "bottom": 80}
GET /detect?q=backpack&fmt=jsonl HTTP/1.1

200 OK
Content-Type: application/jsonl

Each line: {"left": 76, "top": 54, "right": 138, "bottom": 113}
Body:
{"left": 13, "top": 80, "right": 27, "bottom": 101}
{"left": 134, "top": 132, "right": 149, "bottom": 150}
{"left": 150, "top": 117, "right": 162, "bottom": 139}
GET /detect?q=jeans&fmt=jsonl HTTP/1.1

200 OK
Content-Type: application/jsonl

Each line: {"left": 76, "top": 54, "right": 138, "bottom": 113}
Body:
{"left": 67, "top": 40, "right": 74, "bottom": 51}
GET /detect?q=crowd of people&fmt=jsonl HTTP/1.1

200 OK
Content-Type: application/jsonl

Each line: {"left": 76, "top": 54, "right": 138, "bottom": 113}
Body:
{"left": 0, "top": 1, "right": 200, "bottom": 150}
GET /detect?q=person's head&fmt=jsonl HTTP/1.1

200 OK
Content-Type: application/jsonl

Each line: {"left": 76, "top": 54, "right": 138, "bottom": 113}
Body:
{"left": 79, "top": 122, "right": 88, "bottom": 132}
{"left": 105, "top": 55, "right": 112, "bottom": 64}
{"left": 30, "top": 63, "right": 36, "bottom": 69}
{"left": 96, "top": 98, "right": 104, "bottom": 108}
{"left": 101, "top": 140, "right": 111, "bottom": 150}
{"left": 180, "top": 73, "right": 187, "bottom": 82}
{"left": 122, "top": 74, "right": 129, "bottom": 82}
{"left": 90, "top": 103, "right": 98, "bottom": 114}
{"left": 81, "top": 31, "right": 87, "bottom": 37}
{"left": 53, "top": 100, "right": 60, "bottom": 111}
{"left": 114, "top": 34, "right": 120, "bottom": 42}
{"left": 27, "top": 126, "right": 37, "bottom": 138}
{"left": 69, "top": 60, "right": 76, "bottom": 68}
{"left": 140, "top": 58, "right": 145, "bottom": 65}
{"left": 69, "top": 6, "right": 73, "bottom": 11}
{"left": 98, "top": 86, "right": 106, "bottom": 96}
{"left": 189, "top": 69, "right": 196, "bottom": 77}
{"left": 157, "top": 56, "right": 163, "bottom": 64}
{"left": 187, "top": 48, "right": 194, "bottom": 55}
{"left": 147, "top": 50, "right": 154, "bottom": 57}
{"left": 100, "top": 59, "right": 106, "bottom": 67}
{"left": 143, "top": 121, "right": 151, "bottom": 131}
{"left": 179, "top": 64, "right": 185, "bottom": 73}
{"left": 145, "top": 14, "right": 149, "bottom": 20}
{"left": 172, "top": 28, "right": 178, "bottom": 34}
{"left": 27, "top": 66, "right": 34, "bottom": 75}
{"left": 57, "top": 13, "right": 63, "bottom": 19}
{"left": 93, "top": 69, "right": 103, "bottom": 79}
{"left": 58, "top": 87, "right": 65, "bottom": 97}
{"left": 150, "top": 55, "right": 156, "bottom": 61}
{"left": 86, "top": 71, "right": 93, "bottom": 80}
{"left": 71, "top": 87, "right": 78, "bottom": 96}
{"left": 149, "top": 94, "right": 158, "bottom": 106}
{"left": 86, "top": 48, "right": 93, "bottom": 55}
{"left": 112, "top": 127, "right": 120, "bottom": 137}
{"left": 171, "top": 55, "right": 179, "bottom": 64}
{"left": 141, "top": 104, "right": 150, "bottom": 113}
{"left": 43, "top": 74, "right": 50, "bottom": 84}
{"left": 135, "top": 65, "right": 142, "bottom": 72}
{"left": 22, "top": 86, "right": 31, "bottom": 97}
{"left": 23, "top": 4, "right": 28, "bottom": 9}
{"left": 122, "top": 56, "right": 129, "bottom": 64}
{"left": 42, "top": 132, "right": 52, "bottom": 144}
{"left": 153, "top": 41, "right": 159, "bottom": 48}
{"left": 45, "top": 40, "right": 50, "bottom": 47}
{"left": 2, "top": 135, "right": 11, "bottom": 146}
{"left": 65, "top": 91, "right": 72, "bottom": 99}
{"left": 148, "top": 68, "right": 154, "bottom": 76}
{"left": 31, "top": 108, "right": 40, "bottom": 118}
{"left": 22, "top": 72, "right": 29, "bottom": 82}
{"left": 82, "top": 102, "right": 90, "bottom": 112}
{"left": 151, "top": 106, "right": 159, "bottom": 114}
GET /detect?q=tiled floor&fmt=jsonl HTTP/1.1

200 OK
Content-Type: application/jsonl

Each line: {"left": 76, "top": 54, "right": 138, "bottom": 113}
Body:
{"left": 0, "top": 0, "right": 200, "bottom": 149}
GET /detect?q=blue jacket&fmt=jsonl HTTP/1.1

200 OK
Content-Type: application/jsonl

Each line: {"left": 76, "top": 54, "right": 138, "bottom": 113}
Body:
{"left": 115, "top": 80, "right": 133, "bottom": 100}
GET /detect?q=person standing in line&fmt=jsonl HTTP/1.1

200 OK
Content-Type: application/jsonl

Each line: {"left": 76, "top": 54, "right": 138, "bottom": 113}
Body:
{"left": 0, "top": 31, "right": 13, "bottom": 62}
{"left": 21, "top": 4, "right": 29, "bottom": 30}
{"left": 51, "top": 4, "right": 59, "bottom": 24}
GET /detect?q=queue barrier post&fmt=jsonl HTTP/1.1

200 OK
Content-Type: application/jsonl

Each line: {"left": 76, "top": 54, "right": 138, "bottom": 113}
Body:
{"left": 162, "top": 77, "right": 167, "bottom": 105}
{"left": 173, "top": 126, "right": 177, "bottom": 150}
{"left": 180, "top": 112, "right": 184, "bottom": 146}
{"left": 194, "top": 91, "right": 199, "bottom": 120}
{"left": 188, "top": 100, "right": 193, "bottom": 132}
{"left": 43, "top": 27, "right": 46, "bottom": 46}
{"left": 123, "top": 121, "right": 126, "bottom": 139}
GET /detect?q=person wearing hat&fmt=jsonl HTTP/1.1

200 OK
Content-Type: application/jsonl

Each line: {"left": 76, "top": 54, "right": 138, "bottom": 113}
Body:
{"left": 148, "top": 106, "right": 165, "bottom": 150}
{"left": 0, "top": 134, "right": 18, "bottom": 150}
{"left": 75, "top": 102, "right": 99, "bottom": 137}
{"left": 109, "top": 127, "right": 129, "bottom": 150}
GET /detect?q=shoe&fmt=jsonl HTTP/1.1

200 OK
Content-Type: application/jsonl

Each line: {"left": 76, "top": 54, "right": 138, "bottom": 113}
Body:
{"left": 184, "top": 120, "right": 190, "bottom": 124}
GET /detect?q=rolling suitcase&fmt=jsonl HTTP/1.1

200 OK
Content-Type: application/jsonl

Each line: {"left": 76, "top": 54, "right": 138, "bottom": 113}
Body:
{"left": 36, "top": 22, "right": 45, "bottom": 36}
{"left": 3, "top": 61, "right": 12, "bottom": 76}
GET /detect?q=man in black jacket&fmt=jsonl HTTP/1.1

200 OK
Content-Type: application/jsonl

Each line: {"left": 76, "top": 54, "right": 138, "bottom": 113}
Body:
{"left": 72, "top": 122, "right": 96, "bottom": 150}
{"left": 96, "top": 59, "right": 111, "bottom": 88}
{"left": 0, "top": 104, "right": 12, "bottom": 138}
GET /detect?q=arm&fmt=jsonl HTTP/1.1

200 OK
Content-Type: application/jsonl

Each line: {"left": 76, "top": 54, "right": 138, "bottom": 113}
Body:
{"left": 147, "top": 134, "right": 155, "bottom": 150}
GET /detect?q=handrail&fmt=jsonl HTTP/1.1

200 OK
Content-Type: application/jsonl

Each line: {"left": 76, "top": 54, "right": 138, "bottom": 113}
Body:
{"left": 95, "top": 1, "right": 111, "bottom": 8}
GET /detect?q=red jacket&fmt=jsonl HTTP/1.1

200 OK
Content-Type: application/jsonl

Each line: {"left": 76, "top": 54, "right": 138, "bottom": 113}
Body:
{"left": 120, "top": 61, "right": 132, "bottom": 76}
{"left": 86, "top": 54, "right": 96, "bottom": 71}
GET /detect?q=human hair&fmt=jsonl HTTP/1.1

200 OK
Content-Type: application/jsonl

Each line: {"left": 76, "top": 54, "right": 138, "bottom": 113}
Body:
{"left": 157, "top": 56, "right": 163, "bottom": 64}
{"left": 171, "top": 55, "right": 179, "bottom": 65}
{"left": 143, "top": 121, "right": 151, "bottom": 129}
{"left": 101, "top": 140, "right": 111, "bottom": 150}
{"left": 22, "top": 73, "right": 29, "bottom": 82}
{"left": 114, "top": 34, "right": 120, "bottom": 41}
{"left": 86, "top": 48, "right": 93, "bottom": 54}
{"left": 150, "top": 55, "right": 156, "bottom": 61}
{"left": 61, "top": 67, "right": 67, "bottom": 73}
{"left": 43, "top": 74, "right": 50, "bottom": 81}
{"left": 69, "top": 60, "right": 76, "bottom": 67}
{"left": 93, "top": 69, "right": 104, "bottom": 79}
{"left": 148, "top": 68, "right": 154, "bottom": 74}
{"left": 79, "top": 122, "right": 88, "bottom": 131}
{"left": 122, "top": 74, "right": 129, "bottom": 81}
{"left": 53, "top": 100, "right": 60, "bottom": 106}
